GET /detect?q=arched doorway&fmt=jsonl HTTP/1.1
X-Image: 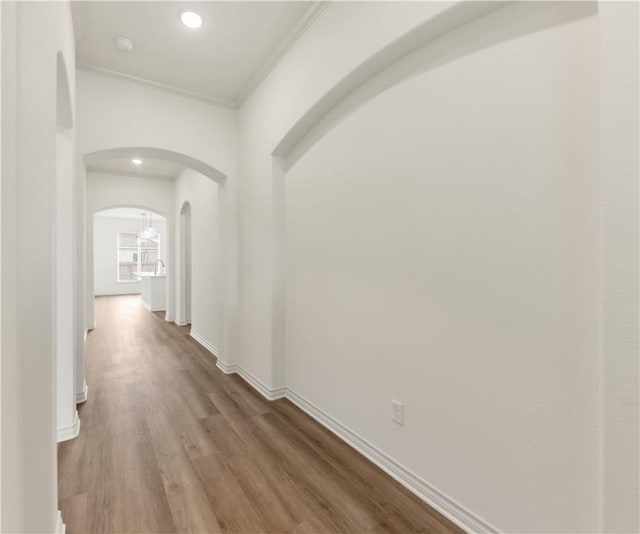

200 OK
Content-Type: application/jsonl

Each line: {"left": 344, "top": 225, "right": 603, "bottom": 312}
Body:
{"left": 82, "top": 148, "right": 227, "bottom": 369}
{"left": 83, "top": 147, "right": 226, "bottom": 327}
{"left": 92, "top": 207, "right": 167, "bottom": 305}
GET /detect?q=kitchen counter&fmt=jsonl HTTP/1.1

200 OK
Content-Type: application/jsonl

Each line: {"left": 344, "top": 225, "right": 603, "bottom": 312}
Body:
{"left": 135, "top": 272, "right": 166, "bottom": 311}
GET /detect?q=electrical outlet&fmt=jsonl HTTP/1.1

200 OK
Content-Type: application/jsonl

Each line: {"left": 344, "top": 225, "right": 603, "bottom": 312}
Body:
{"left": 392, "top": 400, "right": 404, "bottom": 425}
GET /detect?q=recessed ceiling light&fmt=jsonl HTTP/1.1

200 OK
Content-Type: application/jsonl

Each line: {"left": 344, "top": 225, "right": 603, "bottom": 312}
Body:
{"left": 132, "top": 158, "right": 142, "bottom": 166}
{"left": 180, "top": 11, "right": 203, "bottom": 29}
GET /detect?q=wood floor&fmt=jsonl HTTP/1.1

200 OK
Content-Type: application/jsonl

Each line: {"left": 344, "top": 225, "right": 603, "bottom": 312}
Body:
{"left": 58, "top": 295, "right": 463, "bottom": 534}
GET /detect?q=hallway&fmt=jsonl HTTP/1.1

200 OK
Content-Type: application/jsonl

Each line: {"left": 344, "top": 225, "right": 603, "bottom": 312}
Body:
{"left": 58, "top": 296, "right": 462, "bottom": 533}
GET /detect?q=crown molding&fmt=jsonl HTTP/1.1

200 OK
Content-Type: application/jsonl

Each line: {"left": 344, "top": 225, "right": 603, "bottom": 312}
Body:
{"left": 86, "top": 165, "right": 179, "bottom": 181}
{"left": 76, "top": 60, "right": 237, "bottom": 109}
{"left": 75, "top": 2, "right": 328, "bottom": 110}
{"left": 235, "top": 1, "right": 330, "bottom": 107}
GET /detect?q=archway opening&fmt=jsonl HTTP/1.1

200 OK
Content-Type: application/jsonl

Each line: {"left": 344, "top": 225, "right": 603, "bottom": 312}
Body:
{"left": 93, "top": 207, "right": 167, "bottom": 306}
{"left": 83, "top": 147, "right": 227, "bottom": 365}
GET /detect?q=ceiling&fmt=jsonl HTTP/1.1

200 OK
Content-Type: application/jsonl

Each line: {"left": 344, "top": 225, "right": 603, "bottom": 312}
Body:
{"left": 95, "top": 207, "right": 166, "bottom": 220}
{"left": 72, "top": 1, "right": 325, "bottom": 107}
{"left": 87, "top": 157, "right": 185, "bottom": 180}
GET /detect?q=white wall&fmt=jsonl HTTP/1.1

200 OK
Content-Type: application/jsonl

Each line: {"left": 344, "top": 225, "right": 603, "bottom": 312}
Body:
{"left": 56, "top": 126, "right": 78, "bottom": 443}
{"left": 67, "top": 1, "right": 638, "bottom": 532}
{"left": 74, "top": 160, "right": 87, "bottom": 402}
{"left": 175, "top": 169, "right": 220, "bottom": 352}
{"left": 598, "top": 2, "right": 639, "bottom": 530}
{"left": 93, "top": 215, "right": 167, "bottom": 296}
{"left": 0, "top": 3, "right": 19, "bottom": 527}
{"left": 77, "top": 69, "right": 236, "bottom": 175}
{"left": 56, "top": 47, "right": 78, "bottom": 444}
{"left": 286, "top": 5, "right": 599, "bottom": 531}
{"left": 86, "top": 172, "right": 173, "bottom": 325}
{"left": 235, "top": 1, "right": 638, "bottom": 532}
{"left": 1, "top": 1, "right": 76, "bottom": 531}
{"left": 238, "top": 0, "right": 452, "bottom": 388}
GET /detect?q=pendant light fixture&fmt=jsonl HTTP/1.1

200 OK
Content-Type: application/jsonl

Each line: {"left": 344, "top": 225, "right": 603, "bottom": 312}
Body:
{"left": 138, "top": 211, "right": 159, "bottom": 241}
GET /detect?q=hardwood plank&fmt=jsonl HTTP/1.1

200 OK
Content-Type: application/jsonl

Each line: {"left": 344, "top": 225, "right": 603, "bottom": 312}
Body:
{"left": 146, "top": 411, "right": 224, "bottom": 534}
{"left": 250, "top": 412, "right": 379, "bottom": 533}
{"left": 85, "top": 434, "right": 176, "bottom": 533}
{"left": 222, "top": 375, "right": 272, "bottom": 416}
{"left": 59, "top": 492, "right": 88, "bottom": 534}
{"left": 200, "top": 414, "right": 297, "bottom": 532}
{"left": 206, "top": 387, "right": 254, "bottom": 422}
{"left": 214, "top": 417, "right": 343, "bottom": 532}
{"left": 58, "top": 295, "right": 463, "bottom": 534}
{"left": 179, "top": 419, "right": 219, "bottom": 461}
{"left": 191, "top": 452, "right": 268, "bottom": 534}
{"left": 271, "top": 399, "right": 463, "bottom": 533}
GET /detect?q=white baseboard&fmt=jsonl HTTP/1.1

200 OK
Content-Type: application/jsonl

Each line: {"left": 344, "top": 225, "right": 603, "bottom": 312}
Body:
{"left": 189, "top": 330, "right": 218, "bottom": 357}
{"left": 187, "top": 335, "right": 285, "bottom": 401}
{"left": 214, "top": 358, "right": 236, "bottom": 374}
{"left": 57, "top": 411, "right": 80, "bottom": 443}
{"left": 87, "top": 322, "right": 96, "bottom": 331}
{"left": 215, "top": 359, "right": 287, "bottom": 401}
{"left": 76, "top": 382, "right": 88, "bottom": 404}
{"left": 184, "top": 336, "right": 494, "bottom": 531}
{"left": 285, "top": 388, "right": 497, "bottom": 533}
{"left": 141, "top": 300, "right": 167, "bottom": 312}
{"left": 175, "top": 320, "right": 189, "bottom": 326}
{"left": 56, "top": 510, "right": 66, "bottom": 534}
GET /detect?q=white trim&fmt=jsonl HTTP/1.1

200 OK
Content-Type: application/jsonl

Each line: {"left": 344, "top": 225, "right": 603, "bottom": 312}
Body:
{"left": 56, "top": 510, "right": 66, "bottom": 534}
{"left": 76, "top": 61, "right": 236, "bottom": 109}
{"left": 77, "top": 3, "right": 328, "bottom": 110}
{"left": 57, "top": 411, "right": 81, "bottom": 443}
{"left": 285, "top": 388, "right": 498, "bottom": 534}
{"left": 188, "top": 334, "right": 286, "bottom": 401}
{"left": 215, "top": 359, "right": 287, "bottom": 401}
{"left": 239, "top": 369, "right": 287, "bottom": 401}
{"left": 87, "top": 321, "right": 96, "bottom": 330}
{"left": 186, "top": 334, "right": 495, "bottom": 531}
{"left": 141, "top": 300, "right": 166, "bottom": 313}
{"left": 235, "top": 2, "right": 330, "bottom": 106}
{"left": 175, "top": 320, "right": 189, "bottom": 327}
{"left": 189, "top": 330, "right": 218, "bottom": 357}
{"left": 214, "top": 358, "right": 236, "bottom": 374}
{"left": 76, "top": 382, "right": 88, "bottom": 404}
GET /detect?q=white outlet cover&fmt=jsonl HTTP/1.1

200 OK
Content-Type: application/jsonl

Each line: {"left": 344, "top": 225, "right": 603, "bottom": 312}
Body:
{"left": 392, "top": 400, "right": 404, "bottom": 425}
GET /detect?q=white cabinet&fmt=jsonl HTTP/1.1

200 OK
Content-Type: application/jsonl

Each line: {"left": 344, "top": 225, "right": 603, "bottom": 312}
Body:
{"left": 136, "top": 273, "right": 167, "bottom": 311}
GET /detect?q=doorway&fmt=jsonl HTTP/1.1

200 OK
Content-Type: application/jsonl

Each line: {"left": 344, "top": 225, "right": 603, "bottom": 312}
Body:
{"left": 92, "top": 207, "right": 167, "bottom": 303}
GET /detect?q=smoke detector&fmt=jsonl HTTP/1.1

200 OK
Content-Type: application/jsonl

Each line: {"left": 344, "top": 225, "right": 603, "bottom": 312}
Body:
{"left": 114, "top": 36, "right": 134, "bottom": 54}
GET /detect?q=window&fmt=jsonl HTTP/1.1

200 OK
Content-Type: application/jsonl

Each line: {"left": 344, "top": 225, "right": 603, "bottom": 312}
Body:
{"left": 117, "top": 232, "right": 160, "bottom": 282}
